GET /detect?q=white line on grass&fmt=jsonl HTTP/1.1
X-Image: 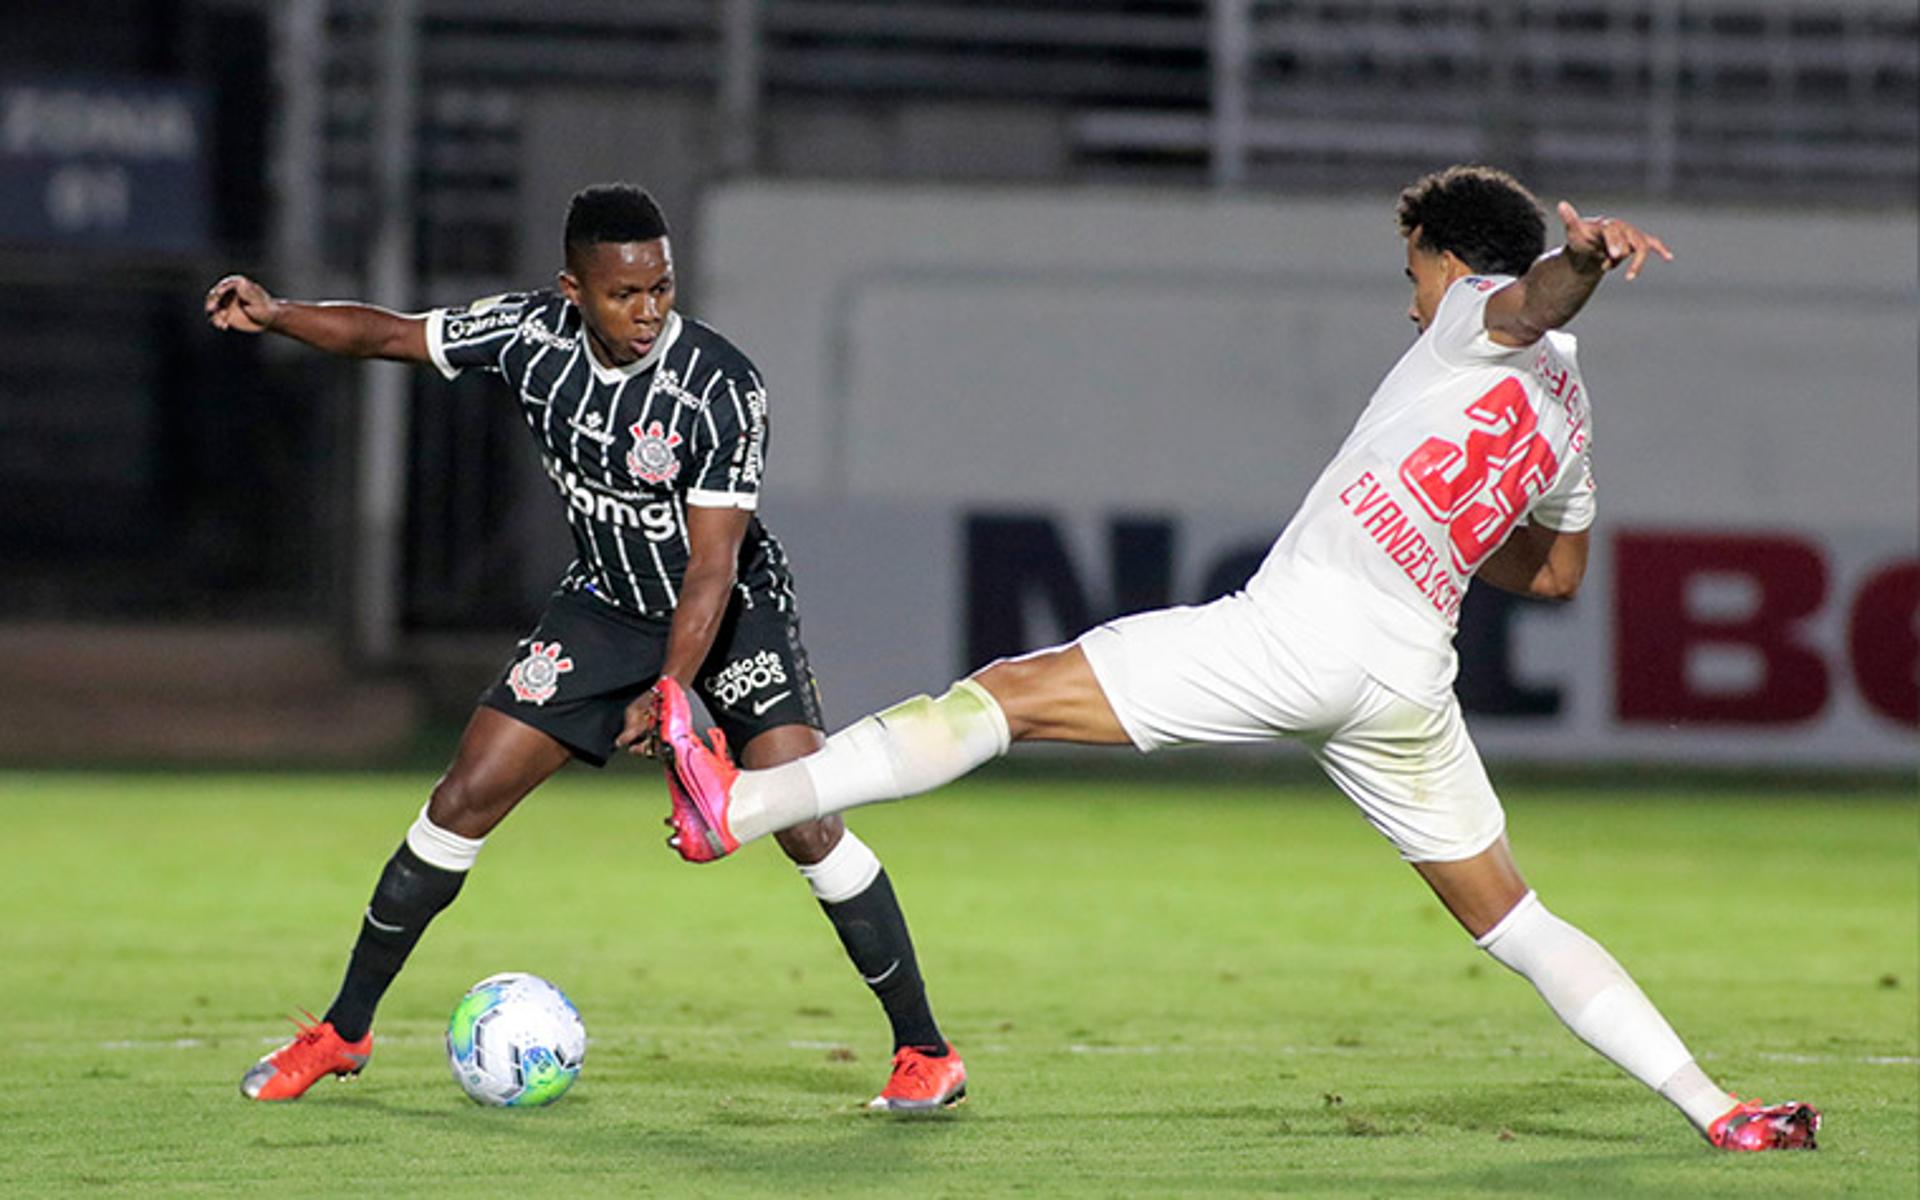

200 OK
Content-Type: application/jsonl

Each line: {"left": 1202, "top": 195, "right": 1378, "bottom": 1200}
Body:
{"left": 93, "top": 1037, "right": 1920, "bottom": 1068}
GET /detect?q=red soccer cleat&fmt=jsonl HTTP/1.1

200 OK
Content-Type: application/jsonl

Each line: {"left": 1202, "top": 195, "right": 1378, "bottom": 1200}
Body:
{"left": 867, "top": 1043, "right": 968, "bottom": 1112}
{"left": 655, "top": 677, "right": 741, "bottom": 863}
{"left": 1707, "top": 1098, "right": 1821, "bottom": 1151}
{"left": 240, "top": 1012, "right": 373, "bottom": 1101}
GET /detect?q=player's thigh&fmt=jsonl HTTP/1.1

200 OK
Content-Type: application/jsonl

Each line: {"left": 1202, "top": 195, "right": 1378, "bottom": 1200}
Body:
{"left": 1311, "top": 686, "right": 1507, "bottom": 864}
{"left": 480, "top": 590, "right": 667, "bottom": 768}
{"left": 696, "top": 607, "right": 848, "bottom": 865}
{"left": 696, "top": 603, "right": 826, "bottom": 751}
{"left": 429, "top": 707, "right": 575, "bottom": 838}
{"left": 973, "top": 644, "right": 1131, "bottom": 744}
{"left": 1069, "top": 597, "right": 1317, "bottom": 751}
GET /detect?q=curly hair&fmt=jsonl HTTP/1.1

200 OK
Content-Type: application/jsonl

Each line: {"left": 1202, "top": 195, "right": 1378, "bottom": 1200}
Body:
{"left": 1395, "top": 166, "right": 1546, "bottom": 276}
{"left": 564, "top": 183, "right": 669, "bottom": 256}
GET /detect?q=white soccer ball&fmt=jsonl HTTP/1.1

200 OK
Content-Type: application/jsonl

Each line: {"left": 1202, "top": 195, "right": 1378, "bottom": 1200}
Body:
{"left": 445, "top": 972, "right": 586, "bottom": 1107}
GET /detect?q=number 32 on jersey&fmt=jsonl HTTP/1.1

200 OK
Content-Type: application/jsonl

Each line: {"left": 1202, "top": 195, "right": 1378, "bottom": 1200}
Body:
{"left": 1397, "top": 377, "right": 1560, "bottom": 572}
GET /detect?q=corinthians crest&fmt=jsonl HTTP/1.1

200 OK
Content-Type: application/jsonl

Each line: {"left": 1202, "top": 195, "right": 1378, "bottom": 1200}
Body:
{"left": 507, "top": 641, "right": 574, "bottom": 705}
{"left": 627, "top": 419, "right": 684, "bottom": 484}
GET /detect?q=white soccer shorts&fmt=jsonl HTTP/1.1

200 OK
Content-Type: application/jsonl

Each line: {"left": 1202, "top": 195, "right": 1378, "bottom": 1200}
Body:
{"left": 1076, "top": 593, "right": 1505, "bottom": 863}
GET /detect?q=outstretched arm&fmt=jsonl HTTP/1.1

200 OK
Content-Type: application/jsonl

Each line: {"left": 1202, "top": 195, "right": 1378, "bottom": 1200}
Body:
{"left": 204, "top": 274, "right": 429, "bottom": 363}
{"left": 1484, "top": 202, "right": 1673, "bottom": 348}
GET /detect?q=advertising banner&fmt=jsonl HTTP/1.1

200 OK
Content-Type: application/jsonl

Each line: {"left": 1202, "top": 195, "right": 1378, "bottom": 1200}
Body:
{"left": 0, "top": 76, "right": 209, "bottom": 254}
{"left": 771, "top": 500, "right": 1915, "bottom": 768}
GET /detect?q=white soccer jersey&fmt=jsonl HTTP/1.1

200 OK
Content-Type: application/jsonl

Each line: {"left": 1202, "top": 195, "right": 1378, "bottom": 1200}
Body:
{"left": 1245, "top": 273, "right": 1596, "bottom": 703}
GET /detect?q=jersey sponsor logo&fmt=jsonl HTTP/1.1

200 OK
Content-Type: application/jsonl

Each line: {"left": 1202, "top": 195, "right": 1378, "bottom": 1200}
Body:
{"left": 519, "top": 316, "right": 577, "bottom": 352}
{"left": 507, "top": 641, "right": 574, "bottom": 705}
{"left": 627, "top": 419, "right": 684, "bottom": 484}
{"left": 650, "top": 367, "right": 705, "bottom": 411}
{"left": 705, "top": 649, "right": 789, "bottom": 708}
{"left": 739, "top": 385, "right": 767, "bottom": 488}
{"left": 567, "top": 410, "right": 618, "bottom": 446}
{"left": 444, "top": 307, "right": 520, "bottom": 342}
{"left": 544, "top": 459, "right": 679, "bottom": 542}
{"left": 1529, "top": 346, "right": 1591, "bottom": 456}
{"left": 1465, "top": 276, "right": 1500, "bottom": 292}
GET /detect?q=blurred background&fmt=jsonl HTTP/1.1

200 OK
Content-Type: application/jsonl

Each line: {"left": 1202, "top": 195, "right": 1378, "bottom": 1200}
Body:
{"left": 0, "top": 0, "right": 1913, "bottom": 769}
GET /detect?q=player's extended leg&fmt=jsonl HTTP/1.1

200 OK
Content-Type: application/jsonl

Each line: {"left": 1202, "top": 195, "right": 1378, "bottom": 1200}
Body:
{"left": 241, "top": 708, "right": 571, "bottom": 1101}
{"left": 744, "top": 724, "right": 966, "bottom": 1110}
{"left": 661, "top": 645, "right": 1128, "bottom": 856}
{"left": 1415, "top": 840, "right": 1818, "bottom": 1150}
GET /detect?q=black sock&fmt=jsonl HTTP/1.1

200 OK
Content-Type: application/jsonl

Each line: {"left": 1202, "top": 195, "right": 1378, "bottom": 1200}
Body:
{"left": 322, "top": 843, "right": 466, "bottom": 1042}
{"left": 819, "top": 869, "right": 946, "bottom": 1054}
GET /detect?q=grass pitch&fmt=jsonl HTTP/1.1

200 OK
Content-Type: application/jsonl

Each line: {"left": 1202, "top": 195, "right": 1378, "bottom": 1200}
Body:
{"left": 2, "top": 765, "right": 1913, "bottom": 1197}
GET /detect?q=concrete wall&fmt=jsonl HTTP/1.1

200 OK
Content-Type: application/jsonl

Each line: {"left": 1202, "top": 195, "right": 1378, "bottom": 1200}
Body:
{"left": 697, "top": 182, "right": 1916, "bottom": 526}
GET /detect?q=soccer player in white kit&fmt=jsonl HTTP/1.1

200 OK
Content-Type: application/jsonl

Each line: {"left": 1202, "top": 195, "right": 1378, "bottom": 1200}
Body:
{"left": 646, "top": 166, "right": 1819, "bottom": 1150}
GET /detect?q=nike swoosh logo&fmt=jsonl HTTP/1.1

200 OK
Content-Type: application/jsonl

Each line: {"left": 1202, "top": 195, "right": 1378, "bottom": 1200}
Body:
{"left": 363, "top": 908, "right": 406, "bottom": 934}
{"left": 751, "top": 690, "right": 793, "bottom": 716}
{"left": 862, "top": 961, "right": 900, "bottom": 986}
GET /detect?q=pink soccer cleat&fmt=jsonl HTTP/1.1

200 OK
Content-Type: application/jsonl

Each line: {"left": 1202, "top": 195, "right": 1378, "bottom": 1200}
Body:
{"left": 1707, "top": 1099, "right": 1821, "bottom": 1151}
{"left": 655, "top": 677, "right": 742, "bottom": 863}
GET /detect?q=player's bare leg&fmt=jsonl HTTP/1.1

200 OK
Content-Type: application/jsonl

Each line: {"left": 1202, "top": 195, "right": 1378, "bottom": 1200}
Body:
{"left": 722, "top": 724, "right": 965, "bottom": 1110}
{"left": 660, "top": 645, "right": 1128, "bottom": 859}
{"left": 972, "top": 645, "right": 1135, "bottom": 745}
{"left": 1415, "top": 838, "right": 1818, "bottom": 1149}
{"left": 242, "top": 708, "right": 569, "bottom": 1100}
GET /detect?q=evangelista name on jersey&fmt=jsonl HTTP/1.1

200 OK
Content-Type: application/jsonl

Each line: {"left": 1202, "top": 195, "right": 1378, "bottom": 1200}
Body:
{"left": 426, "top": 290, "right": 795, "bottom": 619}
{"left": 1246, "top": 274, "right": 1597, "bottom": 706}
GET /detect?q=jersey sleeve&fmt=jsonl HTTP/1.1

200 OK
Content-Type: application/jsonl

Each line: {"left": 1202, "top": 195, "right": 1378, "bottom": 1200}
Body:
{"left": 1530, "top": 442, "right": 1597, "bottom": 532}
{"left": 423, "top": 292, "right": 535, "bottom": 380}
{"left": 686, "top": 368, "right": 769, "bottom": 510}
{"left": 1427, "top": 274, "right": 1524, "bottom": 366}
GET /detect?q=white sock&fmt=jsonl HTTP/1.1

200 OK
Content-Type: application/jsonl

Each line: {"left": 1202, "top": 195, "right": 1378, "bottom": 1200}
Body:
{"left": 405, "top": 804, "right": 486, "bottom": 871}
{"left": 1478, "top": 891, "right": 1736, "bottom": 1133}
{"left": 795, "top": 830, "right": 883, "bottom": 903}
{"left": 727, "top": 679, "right": 1011, "bottom": 844}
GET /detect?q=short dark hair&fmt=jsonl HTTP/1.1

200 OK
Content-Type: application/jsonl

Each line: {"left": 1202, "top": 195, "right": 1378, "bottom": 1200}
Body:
{"left": 1395, "top": 166, "right": 1546, "bottom": 276}
{"left": 564, "top": 184, "right": 669, "bottom": 256}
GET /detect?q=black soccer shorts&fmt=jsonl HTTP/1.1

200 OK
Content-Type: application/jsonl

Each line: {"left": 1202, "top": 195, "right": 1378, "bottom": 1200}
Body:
{"left": 480, "top": 587, "right": 825, "bottom": 766}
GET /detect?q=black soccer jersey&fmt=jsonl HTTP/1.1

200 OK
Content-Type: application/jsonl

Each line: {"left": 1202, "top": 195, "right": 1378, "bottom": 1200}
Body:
{"left": 425, "top": 290, "right": 796, "bottom": 618}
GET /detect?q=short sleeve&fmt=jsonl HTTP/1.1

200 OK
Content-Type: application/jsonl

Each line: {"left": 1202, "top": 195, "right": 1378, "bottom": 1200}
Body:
{"left": 1530, "top": 444, "right": 1597, "bottom": 533}
{"left": 423, "top": 292, "right": 534, "bottom": 380}
{"left": 1426, "top": 275, "right": 1523, "bottom": 366}
{"left": 686, "top": 370, "right": 767, "bottom": 510}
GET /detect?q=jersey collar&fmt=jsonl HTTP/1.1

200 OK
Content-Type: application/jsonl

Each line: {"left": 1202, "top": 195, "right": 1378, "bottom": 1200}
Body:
{"left": 583, "top": 310, "right": 682, "bottom": 385}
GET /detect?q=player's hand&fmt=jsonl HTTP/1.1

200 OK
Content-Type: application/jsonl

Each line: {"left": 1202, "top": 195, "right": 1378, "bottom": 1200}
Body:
{"left": 1557, "top": 201, "right": 1674, "bottom": 281}
{"left": 615, "top": 684, "right": 666, "bottom": 759}
{"left": 204, "top": 274, "right": 281, "bottom": 333}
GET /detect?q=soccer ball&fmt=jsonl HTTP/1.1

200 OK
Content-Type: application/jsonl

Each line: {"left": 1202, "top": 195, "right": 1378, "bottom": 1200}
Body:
{"left": 445, "top": 972, "right": 586, "bottom": 1107}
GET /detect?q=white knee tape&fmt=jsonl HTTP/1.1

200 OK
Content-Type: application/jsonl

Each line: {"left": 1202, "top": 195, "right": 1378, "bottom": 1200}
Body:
{"left": 869, "top": 679, "right": 1010, "bottom": 796}
{"left": 406, "top": 804, "right": 486, "bottom": 872}
{"left": 797, "top": 830, "right": 883, "bottom": 904}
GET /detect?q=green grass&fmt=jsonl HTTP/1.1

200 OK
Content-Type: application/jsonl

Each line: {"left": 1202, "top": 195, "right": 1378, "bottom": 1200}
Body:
{"left": 1, "top": 767, "right": 1913, "bottom": 1197}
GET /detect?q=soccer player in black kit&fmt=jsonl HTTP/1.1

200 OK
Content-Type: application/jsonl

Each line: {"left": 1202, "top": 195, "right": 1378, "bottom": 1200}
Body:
{"left": 205, "top": 185, "right": 966, "bottom": 1110}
